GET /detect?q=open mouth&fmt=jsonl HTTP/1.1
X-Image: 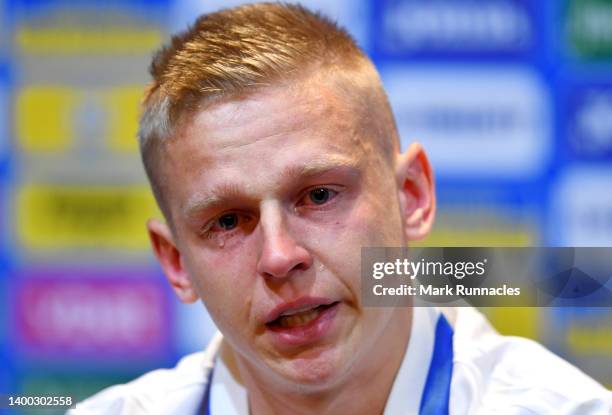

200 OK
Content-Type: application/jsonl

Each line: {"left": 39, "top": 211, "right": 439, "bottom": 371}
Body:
{"left": 266, "top": 302, "right": 339, "bottom": 329}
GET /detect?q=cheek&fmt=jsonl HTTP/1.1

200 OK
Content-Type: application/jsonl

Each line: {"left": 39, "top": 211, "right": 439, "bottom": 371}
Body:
{"left": 184, "top": 241, "right": 259, "bottom": 331}
{"left": 307, "top": 192, "right": 405, "bottom": 296}
{"left": 302, "top": 184, "right": 403, "bottom": 250}
{"left": 337, "top": 193, "right": 404, "bottom": 248}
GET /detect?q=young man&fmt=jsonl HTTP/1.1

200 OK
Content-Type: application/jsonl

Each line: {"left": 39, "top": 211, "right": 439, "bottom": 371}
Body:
{"left": 72, "top": 3, "right": 611, "bottom": 414}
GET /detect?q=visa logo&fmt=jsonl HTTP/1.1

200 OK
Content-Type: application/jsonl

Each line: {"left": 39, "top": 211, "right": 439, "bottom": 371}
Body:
{"left": 382, "top": 0, "right": 532, "bottom": 54}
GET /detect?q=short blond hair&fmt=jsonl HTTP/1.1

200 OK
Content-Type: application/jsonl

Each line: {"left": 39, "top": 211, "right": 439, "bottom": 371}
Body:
{"left": 139, "top": 2, "right": 398, "bottom": 217}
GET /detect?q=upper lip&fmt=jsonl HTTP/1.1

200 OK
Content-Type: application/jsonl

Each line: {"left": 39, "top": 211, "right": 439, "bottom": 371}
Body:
{"left": 264, "top": 297, "right": 337, "bottom": 324}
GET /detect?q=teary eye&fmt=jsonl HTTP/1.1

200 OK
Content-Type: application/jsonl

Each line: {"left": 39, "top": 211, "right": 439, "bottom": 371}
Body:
{"left": 309, "top": 188, "right": 332, "bottom": 205}
{"left": 200, "top": 212, "right": 254, "bottom": 240}
{"left": 217, "top": 213, "right": 238, "bottom": 230}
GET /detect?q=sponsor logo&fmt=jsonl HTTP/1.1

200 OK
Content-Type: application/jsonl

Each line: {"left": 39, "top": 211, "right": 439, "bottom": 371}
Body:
{"left": 566, "top": 0, "right": 612, "bottom": 59}
{"left": 380, "top": 0, "right": 533, "bottom": 55}
{"left": 16, "top": 28, "right": 163, "bottom": 55}
{"left": 382, "top": 67, "right": 551, "bottom": 177}
{"left": 569, "top": 87, "right": 612, "bottom": 156}
{"left": 551, "top": 168, "right": 612, "bottom": 245}
{"left": 16, "top": 85, "right": 143, "bottom": 154}
{"left": 15, "top": 184, "right": 159, "bottom": 251}
{"left": 12, "top": 275, "right": 172, "bottom": 360}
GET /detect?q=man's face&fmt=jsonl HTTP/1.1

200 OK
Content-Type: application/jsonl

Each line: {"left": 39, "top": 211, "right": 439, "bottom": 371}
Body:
{"left": 155, "top": 75, "right": 416, "bottom": 388}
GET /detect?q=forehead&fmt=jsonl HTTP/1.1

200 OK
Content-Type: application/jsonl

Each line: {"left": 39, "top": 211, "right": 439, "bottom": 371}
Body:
{"left": 188, "top": 76, "right": 363, "bottom": 149}
{"left": 162, "top": 76, "right": 381, "bottom": 214}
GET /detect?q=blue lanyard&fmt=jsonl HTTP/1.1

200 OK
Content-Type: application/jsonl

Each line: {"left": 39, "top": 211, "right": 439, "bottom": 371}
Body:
{"left": 200, "top": 314, "right": 454, "bottom": 415}
{"left": 199, "top": 366, "right": 213, "bottom": 415}
{"left": 419, "top": 315, "right": 454, "bottom": 415}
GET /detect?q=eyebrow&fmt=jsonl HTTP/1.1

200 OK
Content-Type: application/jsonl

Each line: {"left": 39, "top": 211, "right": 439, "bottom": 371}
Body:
{"left": 281, "top": 155, "right": 360, "bottom": 180}
{"left": 182, "top": 183, "right": 243, "bottom": 219}
{"left": 181, "top": 155, "right": 360, "bottom": 218}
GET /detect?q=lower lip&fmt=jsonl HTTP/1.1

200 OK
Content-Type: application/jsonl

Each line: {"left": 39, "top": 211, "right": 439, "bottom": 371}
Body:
{"left": 266, "top": 302, "right": 340, "bottom": 347}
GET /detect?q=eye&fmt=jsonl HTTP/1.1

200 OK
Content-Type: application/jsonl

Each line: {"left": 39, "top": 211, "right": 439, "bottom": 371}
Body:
{"left": 299, "top": 187, "right": 339, "bottom": 207}
{"left": 217, "top": 213, "right": 238, "bottom": 230}
{"left": 309, "top": 188, "right": 332, "bottom": 204}
{"left": 203, "top": 212, "right": 252, "bottom": 236}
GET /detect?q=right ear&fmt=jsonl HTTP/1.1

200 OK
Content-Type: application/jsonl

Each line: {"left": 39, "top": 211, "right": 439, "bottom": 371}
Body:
{"left": 147, "top": 219, "right": 199, "bottom": 304}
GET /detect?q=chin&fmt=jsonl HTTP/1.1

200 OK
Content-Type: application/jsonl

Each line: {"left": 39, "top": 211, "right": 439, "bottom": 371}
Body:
{"left": 272, "top": 346, "right": 351, "bottom": 391}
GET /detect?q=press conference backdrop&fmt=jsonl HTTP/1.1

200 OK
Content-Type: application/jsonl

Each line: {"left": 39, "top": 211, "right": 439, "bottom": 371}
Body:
{"left": 1, "top": 0, "right": 611, "bottom": 411}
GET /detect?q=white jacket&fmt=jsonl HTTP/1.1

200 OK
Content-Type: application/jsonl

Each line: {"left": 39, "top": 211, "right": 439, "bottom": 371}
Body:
{"left": 68, "top": 307, "right": 612, "bottom": 414}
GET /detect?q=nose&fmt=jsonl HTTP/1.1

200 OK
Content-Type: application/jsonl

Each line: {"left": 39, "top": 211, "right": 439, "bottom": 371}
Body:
{"left": 256, "top": 202, "right": 313, "bottom": 279}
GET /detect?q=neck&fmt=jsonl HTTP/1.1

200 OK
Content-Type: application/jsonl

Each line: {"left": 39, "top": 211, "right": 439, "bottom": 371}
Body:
{"left": 233, "top": 307, "right": 412, "bottom": 415}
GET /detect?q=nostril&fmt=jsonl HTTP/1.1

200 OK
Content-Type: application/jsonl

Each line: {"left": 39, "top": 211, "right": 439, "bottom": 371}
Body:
{"left": 292, "top": 262, "right": 310, "bottom": 272}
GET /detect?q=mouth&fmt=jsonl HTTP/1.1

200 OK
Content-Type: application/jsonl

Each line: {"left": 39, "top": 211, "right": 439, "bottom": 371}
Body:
{"left": 264, "top": 300, "right": 341, "bottom": 347}
{"left": 266, "top": 302, "right": 339, "bottom": 329}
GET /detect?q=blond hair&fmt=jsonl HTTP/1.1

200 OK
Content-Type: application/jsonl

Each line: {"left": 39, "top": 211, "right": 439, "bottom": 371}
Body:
{"left": 139, "top": 2, "right": 398, "bottom": 217}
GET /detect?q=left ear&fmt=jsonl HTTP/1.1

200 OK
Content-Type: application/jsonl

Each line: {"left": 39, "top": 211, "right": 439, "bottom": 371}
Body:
{"left": 396, "top": 142, "right": 436, "bottom": 241}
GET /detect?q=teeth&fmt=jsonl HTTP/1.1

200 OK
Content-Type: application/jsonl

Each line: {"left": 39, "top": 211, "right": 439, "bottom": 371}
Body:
{"left": 280, "top": 304, "right": 317, "bottom": 317}
{"left": 278, "top": 307, "right": 321, "bottom": 328}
